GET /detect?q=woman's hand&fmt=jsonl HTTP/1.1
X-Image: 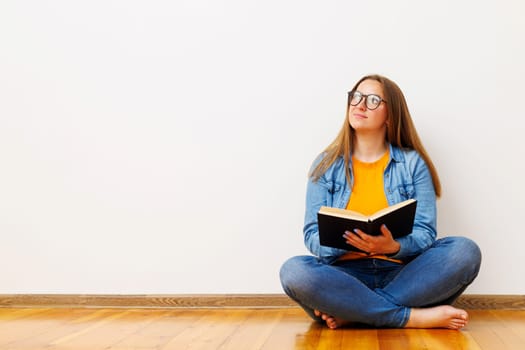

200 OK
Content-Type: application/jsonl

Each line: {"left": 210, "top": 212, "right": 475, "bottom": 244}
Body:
{"left": 343, "top": 224, "right": 400, "bottom": 255}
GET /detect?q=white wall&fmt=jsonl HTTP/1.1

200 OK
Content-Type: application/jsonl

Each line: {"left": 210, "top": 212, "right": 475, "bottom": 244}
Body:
{"left": 0, "top": 0, "right": 523, "bottom": 294}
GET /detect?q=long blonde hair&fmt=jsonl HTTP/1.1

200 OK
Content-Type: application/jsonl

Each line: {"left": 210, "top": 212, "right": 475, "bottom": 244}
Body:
{"left": 310, "top": 74, "right": 441, "bottom": 197}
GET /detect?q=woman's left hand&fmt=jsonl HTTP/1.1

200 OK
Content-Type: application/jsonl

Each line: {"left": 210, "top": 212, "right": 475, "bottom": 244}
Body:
{"left": 343, "top": 224, "right": 401, "bottom": 255}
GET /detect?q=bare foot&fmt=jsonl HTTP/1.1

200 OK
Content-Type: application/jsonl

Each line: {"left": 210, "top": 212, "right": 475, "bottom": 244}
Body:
{"left": 314, "top": 309, "right": 350, "bottom": 329}
{"left": 405, "top": 305, "right": 469, "bottom": 330}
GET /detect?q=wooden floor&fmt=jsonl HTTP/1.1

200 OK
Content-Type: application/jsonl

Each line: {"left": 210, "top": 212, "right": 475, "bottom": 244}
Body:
{"left": 0, "top": 307, "right": 524, "bottom": 349}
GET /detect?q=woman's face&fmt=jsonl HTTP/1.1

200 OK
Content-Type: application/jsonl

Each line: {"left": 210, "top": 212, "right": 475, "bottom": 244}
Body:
{"left": 348, "top": 79, "right": 388, "bottom": 133}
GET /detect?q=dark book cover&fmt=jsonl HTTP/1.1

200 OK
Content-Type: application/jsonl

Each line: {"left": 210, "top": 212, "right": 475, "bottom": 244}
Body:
{"left": 317, "top": 199, "right": 417, "bottom": 251}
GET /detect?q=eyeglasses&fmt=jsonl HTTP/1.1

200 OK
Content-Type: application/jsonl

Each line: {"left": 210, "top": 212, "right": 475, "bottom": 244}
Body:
{"left": 348, "top": 91, "right": 387, "bottom": 110}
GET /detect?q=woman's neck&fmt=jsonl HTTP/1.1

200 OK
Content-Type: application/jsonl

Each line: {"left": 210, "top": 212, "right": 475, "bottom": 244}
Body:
{"left": 352, "top": 133, "right": 388, "bottom": 162}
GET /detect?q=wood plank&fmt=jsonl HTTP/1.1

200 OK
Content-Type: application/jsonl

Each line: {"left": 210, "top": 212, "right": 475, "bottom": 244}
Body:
{"left": 467, "top": 310, "right": 510, "bottom": 349}
{"left": 488, "top": 310, "right": 525, "bottom": 348}
{"left": 160, "top": 309, "right": 251, "bottom": 350}
{"left": 47, "top": 309, "right": 131, "bottom": 349}
{"left": 419, "top": 329, "right": 482, "bottom": 350}
{"left": 377, "top": 329, "right": 426, "bottom": 350}
{"left": 62, "top": 309, "right": 171, "bottom": 350}
{"left": 107, "top": 309, "right": 203, "bottom": 349}
{"left": 0, "top": 294, "right": 296, "bottom": 308}
{"left": 0, "top": 308, "right": 72, "bottom": 347}
{"left": 6, "top": 309, "right": 115, "bottom": 349}
{"left": 215, "top": 309, "right": 286, "bottom": 350}
{"left": 0, "top": 307, "right": 524, "bottom": 349}
{"left": 0, "top": 307, "right": 50, "bottom": 320}
{"left": 340, "top": 328, "right": 380, "bottom": 350}
{"left": 455, "top": 295, "right": 525, "bottom": 310}
{"left": 315, "top": 326, "right": 344, "bottom": 349}
{"left": 259, "top": 308, "right": 315, "bottom": 350}
{"left": 1, "top": 294, "right": 524, "bottom": 310}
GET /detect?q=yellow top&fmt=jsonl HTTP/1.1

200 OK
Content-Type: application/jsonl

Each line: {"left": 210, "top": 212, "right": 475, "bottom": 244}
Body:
{"left": 345, "top": 151, "right": 390, "bottom": 214}
{"left": 339, "top": 149, "right": 403, "bottom": 263}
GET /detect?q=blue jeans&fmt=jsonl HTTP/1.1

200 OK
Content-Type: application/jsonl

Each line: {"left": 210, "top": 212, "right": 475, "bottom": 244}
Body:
{"left": 279, "top": 236, "right": 481, "bottom": 328}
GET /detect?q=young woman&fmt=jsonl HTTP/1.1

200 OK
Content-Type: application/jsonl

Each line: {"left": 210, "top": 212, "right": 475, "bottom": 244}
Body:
{"left": 280, "top": 74, "right": 481, "bottom": 330}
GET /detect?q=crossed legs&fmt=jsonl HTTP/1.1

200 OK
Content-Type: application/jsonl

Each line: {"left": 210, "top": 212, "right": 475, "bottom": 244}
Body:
{"left": 280, "top": 237, "right": 481, "bottom": 329}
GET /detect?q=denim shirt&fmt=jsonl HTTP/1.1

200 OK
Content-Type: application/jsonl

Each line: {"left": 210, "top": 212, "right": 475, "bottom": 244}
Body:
{"left": 304, "top": 144, "right": 437, "bottom": 264}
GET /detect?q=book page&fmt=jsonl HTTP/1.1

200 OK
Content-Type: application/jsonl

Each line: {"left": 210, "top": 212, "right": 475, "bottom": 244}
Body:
{"left": 318, "top": 206, "right": 368, "bottom": 222}
{"left": 369, "top": 199, "right": 416, "bottom": 221}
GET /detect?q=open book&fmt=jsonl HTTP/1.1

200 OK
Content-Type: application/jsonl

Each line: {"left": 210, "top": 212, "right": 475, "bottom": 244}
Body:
{"left": 317, "top": 199, "right": 417, "bottom": 251}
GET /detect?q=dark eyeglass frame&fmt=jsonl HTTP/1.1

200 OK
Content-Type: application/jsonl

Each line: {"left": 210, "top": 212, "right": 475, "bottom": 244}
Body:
{"left": 347, "top": 91, "right": 387, "bottom": 110}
